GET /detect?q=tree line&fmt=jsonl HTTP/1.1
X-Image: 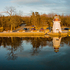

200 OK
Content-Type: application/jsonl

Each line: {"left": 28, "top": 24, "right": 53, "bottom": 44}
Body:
{"left": 0, "top": 9, "right": 70, "bottom": 31}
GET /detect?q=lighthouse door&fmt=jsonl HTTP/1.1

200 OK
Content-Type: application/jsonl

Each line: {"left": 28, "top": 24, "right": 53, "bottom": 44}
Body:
{"left": 56, "top": 29, "right": 59, "bottom": 33}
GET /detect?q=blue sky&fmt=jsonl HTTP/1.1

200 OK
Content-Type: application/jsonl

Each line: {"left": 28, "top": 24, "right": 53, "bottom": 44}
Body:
{"left": 0, "top": 0, "right": 70, "bottom": 16}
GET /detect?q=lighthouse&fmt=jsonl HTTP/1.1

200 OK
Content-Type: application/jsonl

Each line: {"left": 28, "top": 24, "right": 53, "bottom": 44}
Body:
{"left": 53, "top": 15, "right": 62, "bottom": 33}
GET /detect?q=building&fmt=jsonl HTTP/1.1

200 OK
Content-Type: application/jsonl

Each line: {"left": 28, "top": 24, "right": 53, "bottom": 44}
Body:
{"left": 53, "top": 15, "right": 62, "bottom": 33}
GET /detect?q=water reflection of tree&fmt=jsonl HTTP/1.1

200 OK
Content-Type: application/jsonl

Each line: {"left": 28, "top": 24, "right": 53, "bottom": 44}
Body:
{"left": 22, "top": 37, "right": 52, "bottom": 55}
{"left": 61, "top": 37, "right": 70, "bottom": 46}
{"left": 0, "top": 36, "right": 70, "bottom": 58}
{"left": 23, "top": 37, "right": 52, "bottom": 47}
{"left": 0, "top": 37, "right": 23, "bottom": 60}
{"left": 7, "top": 47, "right": 17, "bottom": 60}
{"left": 0, "top": 37, "right": 22, "bottom": 48}
{"left": 7, "top": 37, "right": 23, "bottom": 60}
{"left": 0, "top": 37, "right": 53, "bottom": 58}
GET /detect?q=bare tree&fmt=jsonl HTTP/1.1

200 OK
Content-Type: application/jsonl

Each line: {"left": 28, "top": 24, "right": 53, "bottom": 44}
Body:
{"left": 5, "top": 6, "right": 16, "bottom": 16}
{"left": 5, "top": 6, "right": 16, "bottom": 31}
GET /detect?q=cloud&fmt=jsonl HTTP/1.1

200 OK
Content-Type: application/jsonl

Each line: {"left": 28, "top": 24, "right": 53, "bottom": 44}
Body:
{"left": 11, "top": 0, "right": 41, "bottom": 4}
{"left": 10, "top": 0, "right": 70, "bottom": 15}
{"left": 11, "top": 0, "right": 66, "bottom": 7}
{"left": 11, "top": 0, "right": 57, "bottom": 6}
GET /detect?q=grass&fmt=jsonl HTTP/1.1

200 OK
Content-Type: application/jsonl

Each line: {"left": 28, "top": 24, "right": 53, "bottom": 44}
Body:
{"left": 48, "top": 32, "right": 68, "bottom": 37}
{"left": 0, "top": 32, "right": 45, "bottom": 37}
{"left": 0, "top": 31, "right": 70, "bottom": 37}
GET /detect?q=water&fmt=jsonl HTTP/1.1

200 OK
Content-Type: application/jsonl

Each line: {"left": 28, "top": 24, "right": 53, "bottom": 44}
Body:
{"left": 0, "top": 36, "right": 70, "bottom": 70}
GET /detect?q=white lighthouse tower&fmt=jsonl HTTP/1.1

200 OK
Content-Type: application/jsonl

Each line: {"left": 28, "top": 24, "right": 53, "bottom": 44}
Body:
{"left": 53, "top": 15, "right": 62, "bottom": 33}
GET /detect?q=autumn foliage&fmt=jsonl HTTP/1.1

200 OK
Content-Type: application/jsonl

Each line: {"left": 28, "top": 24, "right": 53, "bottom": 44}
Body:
{"left": 0, "top": 11, "right": 70, "bottom": 31}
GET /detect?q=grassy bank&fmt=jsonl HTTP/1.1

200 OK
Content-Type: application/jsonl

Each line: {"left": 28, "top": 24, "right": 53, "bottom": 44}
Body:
{"left": 0, "top": 32, "right": 70, "bottom": 37}
{"left": 0, "top": 32, "right": 45, "bottom": 37}
{"left": 48, "top": 32, "right": 68, "bottom": 37}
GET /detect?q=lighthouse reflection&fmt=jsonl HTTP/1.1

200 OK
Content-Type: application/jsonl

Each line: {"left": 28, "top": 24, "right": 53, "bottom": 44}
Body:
{"left": 53, "top": 37, "right": 62, "bottom": 53}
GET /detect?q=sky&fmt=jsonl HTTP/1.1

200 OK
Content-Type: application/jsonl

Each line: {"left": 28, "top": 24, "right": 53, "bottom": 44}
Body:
{"left": 0, "top": 0, "right": 70, "bottom": 16}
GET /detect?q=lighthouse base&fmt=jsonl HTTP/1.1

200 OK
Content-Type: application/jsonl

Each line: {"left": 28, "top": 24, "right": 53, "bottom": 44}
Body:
{"left": 53, "top": 21, "right": 62, "bottom": 33}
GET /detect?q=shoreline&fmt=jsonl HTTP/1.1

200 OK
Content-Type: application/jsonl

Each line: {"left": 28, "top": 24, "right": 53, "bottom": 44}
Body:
{"left": 0, "top": 32, "right": 69, "bottom": 37}
{"left": 0, "top": 32, "right": 45, "bottom": 37}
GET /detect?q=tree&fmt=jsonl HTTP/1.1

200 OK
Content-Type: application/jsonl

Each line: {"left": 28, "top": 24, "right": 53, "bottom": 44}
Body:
{"left": 40, "top": 14, "right": 48, "bottom": 26}
{"left": 5, "top": 6, "right": 16, "bottom": 31}
{"left": 30, "top": 12, "right": 40, "bottom": 29}
{"left": 5, "top": 6, "right": 16, "bottom": 16}
{"left": 30, "top": 12, "right": 36, "bottom": 25}
{"left": 65, "top": 16, "right": 70, "bottom": 26}
{"left": 35, "top": 12, "right": 40, "bottom": 28}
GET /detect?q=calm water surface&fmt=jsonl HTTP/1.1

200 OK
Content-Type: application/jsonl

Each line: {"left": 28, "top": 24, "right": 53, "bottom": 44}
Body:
{"left": 0, "top": 36, "right": 70, "bottom": 70}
